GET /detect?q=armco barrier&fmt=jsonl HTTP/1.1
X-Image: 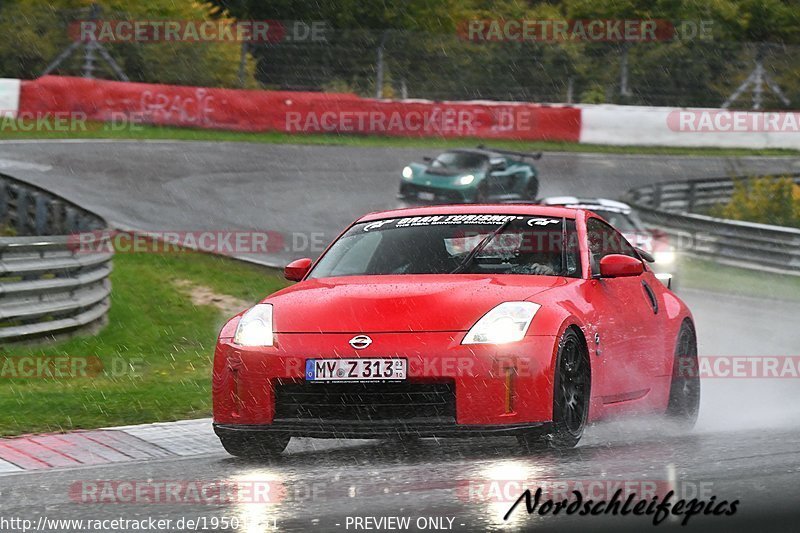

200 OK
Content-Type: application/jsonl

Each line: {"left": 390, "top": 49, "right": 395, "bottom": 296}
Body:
{"left": 0, "top": 173, "right": 111, "bottom": 343}
{"left": 17, "top": 76, "right": 581, "bottom": 141}
{"left": 625, "top": 175, "right": 800, "bottom": 274}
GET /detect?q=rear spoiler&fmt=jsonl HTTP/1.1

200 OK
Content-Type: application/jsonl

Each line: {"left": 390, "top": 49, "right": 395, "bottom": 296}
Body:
{"left": 477, "top": 145, "right": 543, "bottom": 161}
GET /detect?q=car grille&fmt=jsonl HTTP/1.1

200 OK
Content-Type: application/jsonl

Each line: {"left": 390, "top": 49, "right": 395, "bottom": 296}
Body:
{"left": 273, "top": 381, "right": 456, "bottom": 422}
{"left": 400, "top": 183, "right": 464, "bottom": 202}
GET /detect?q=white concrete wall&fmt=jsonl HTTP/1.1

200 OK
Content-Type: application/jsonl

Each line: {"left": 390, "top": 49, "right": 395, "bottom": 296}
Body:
{"left": 0, "top": 79, "right": 20, "bottom": 118}
{"left": 579, "top": 104, "right": 800, "bottom": 150}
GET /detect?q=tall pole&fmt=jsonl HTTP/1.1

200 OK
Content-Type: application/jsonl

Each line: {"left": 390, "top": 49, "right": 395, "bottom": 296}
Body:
{"left": 722, "top": 44, "right": 790, "bottom": 110}
{"left": 237, "top": 42, "right": 248, "bottom": 88}
{"left": 566, "top": 76, "right": 574, "bottom": 104}
{"left": 81, "top": 3, "right": 101, "bottom": 78}
{"left": 753, "top": 58, "right": 764, "bottom": 110}
{"left": 40, "top": 2, "right": 128, "bottom": 81}
{"left": 619, "top": 44, "right": 632, "bottom": 97}
{"left": 375, "top": 31, "right": 388, "bottom": 99}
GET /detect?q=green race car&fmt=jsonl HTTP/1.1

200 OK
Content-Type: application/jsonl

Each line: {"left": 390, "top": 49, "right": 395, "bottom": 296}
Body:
{"left": 398, "top": 146, "right": 541, "bottom": 204}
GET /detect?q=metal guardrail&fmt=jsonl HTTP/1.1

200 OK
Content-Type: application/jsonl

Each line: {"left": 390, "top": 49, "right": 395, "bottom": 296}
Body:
{"left": 0, "top": 173, "right": 112, "bottom": 343}
{"left": 624, "top": 174, "right": 800, "bottom": 275}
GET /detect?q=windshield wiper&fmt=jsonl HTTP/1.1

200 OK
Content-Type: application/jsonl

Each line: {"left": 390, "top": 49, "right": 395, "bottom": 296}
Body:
{"left": 450, "top": 220, "right": 512, "bottom": 274}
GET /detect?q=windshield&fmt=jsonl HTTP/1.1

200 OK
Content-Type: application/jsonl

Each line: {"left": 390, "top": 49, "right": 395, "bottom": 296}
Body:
{"left": 430, "top": 151, "right": 487, "bottom": 172}
{"left": 309, "top": 214, "right": 580, "bottom": 278}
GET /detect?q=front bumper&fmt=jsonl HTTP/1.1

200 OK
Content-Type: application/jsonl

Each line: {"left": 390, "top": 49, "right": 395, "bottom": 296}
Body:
{"left": 212, "top": 332, "right": 558, "bottom": 429}
{"left": 398, "top": 182, "right": 474, "bottom": 203}
{"left": 214, "top": 420, "right": 550, "bottom": 440}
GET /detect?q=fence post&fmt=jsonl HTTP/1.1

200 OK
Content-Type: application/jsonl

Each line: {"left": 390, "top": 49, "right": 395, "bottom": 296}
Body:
{"left": 15, "top": 187, "right": 28, "bottom": 235}
{"left": 35, "top": 194, "right": 49, "bottom": 235}
{"left": 652, "top": 183, "right": 662, "bottom": 208}
{"left": 51, "top": 200, "right": 64, "bottom": 234}
{"left": 0, "top": 182, "right": 6, "bottom": 224}
{"left": 65, "top": 207, "right": 77, "bottom": 233}
{"left": 686, "top": 181, "right": 697, "bottom": 213}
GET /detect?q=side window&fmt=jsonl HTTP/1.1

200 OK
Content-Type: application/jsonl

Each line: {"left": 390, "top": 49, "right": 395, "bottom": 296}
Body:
{"left": 586, "top": 218, "right": 640, "bottom": 276}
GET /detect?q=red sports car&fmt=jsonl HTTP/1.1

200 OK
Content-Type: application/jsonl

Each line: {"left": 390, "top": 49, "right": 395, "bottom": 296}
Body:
{"left": 213, "top": 204, "right": 700, "bottom": 456}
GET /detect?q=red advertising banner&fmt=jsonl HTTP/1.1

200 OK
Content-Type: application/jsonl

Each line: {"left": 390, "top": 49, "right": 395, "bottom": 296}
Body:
{"left": 18, "top": 76, "right": 580, "bottom": 141}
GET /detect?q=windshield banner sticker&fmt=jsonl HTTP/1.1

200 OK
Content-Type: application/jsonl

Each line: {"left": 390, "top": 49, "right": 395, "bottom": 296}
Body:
{"left": 362, "top": 214, "right": 559, "bottom": 231}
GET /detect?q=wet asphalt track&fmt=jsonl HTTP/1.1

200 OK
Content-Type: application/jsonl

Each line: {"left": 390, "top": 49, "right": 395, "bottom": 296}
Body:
{"left": 1, "top": 141, "right": 799, "bottom": 531}
{"left": 1, "top": 140, "right": 799, "bottom": 266}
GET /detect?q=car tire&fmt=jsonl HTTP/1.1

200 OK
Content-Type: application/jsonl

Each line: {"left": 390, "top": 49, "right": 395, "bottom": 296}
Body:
{"left": 665, "top": 321, "right": 700, "bottom": 429}
{"left": 219, "top": 434, "right": 290, "bottom": 458}
{"left": 519, "top": 328, "right": 590, "bottom": 450}
{"left": 524, "top": 177, "right": 539, "bottom": 200}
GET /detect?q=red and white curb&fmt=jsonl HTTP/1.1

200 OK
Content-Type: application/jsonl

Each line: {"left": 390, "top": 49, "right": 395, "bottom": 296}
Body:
{"left": 0, "top": 419, "right": 372, "bottom": 474}
{"left": 0, "top": 418, "right": 221, "bottom": 474}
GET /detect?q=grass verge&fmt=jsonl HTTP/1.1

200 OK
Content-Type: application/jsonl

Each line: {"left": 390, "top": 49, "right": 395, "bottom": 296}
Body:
{"left": 0, "top": 250, "right": 288, "bottom": 436}
{"left": 681, "top": 256, "right": 800, "bottom": 301}
{"left": 0, "top": 122, "right": 797, "bottom": 157}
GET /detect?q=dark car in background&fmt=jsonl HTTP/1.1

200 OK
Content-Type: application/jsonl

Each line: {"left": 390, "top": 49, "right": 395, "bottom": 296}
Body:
{"left": 398, "top": 147, "right": 540, "bottom": 204}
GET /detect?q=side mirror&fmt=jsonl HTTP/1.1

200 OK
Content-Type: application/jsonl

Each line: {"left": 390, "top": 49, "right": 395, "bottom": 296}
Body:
{"left": 284, "top": 258, "right": 312, "bottom": 282}
{"left": 599, "top": 254, "right": 644, "bottom": 278}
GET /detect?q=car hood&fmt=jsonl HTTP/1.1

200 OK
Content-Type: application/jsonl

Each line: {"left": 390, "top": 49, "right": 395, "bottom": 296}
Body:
{"left": 268, "top": 275, "right": 566, "bottom": 333}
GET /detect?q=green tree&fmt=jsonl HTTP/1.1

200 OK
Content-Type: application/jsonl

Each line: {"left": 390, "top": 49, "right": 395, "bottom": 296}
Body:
{"left": 713, "top": 176, "right": 800, "bottom": 228}
{"left": 0, "top": 0, "right": 255, "bottom": 87}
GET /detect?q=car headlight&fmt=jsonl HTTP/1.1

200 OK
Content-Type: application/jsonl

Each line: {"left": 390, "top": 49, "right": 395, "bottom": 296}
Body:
{"left": 402, "top": 166, "right": 413, "bottom": 179}
{"left": 233, "top": 304, "right": 274, "bottom": 346}
{"left": 654, "top": 250, "right": 676, "bottom": 265}
{"left": 462, "top": 302, "right": 541, "bottom": 345}
{"left": 459, "top": 174, "right": 475, "bottom": 185}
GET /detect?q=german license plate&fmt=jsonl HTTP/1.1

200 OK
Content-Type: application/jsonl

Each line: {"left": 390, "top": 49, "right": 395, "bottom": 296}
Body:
{"left": 305, "top": 358, "right": 407, "bottom": 382}
{"left": 417, "top": 191, "right": 436, "bottom": 201}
